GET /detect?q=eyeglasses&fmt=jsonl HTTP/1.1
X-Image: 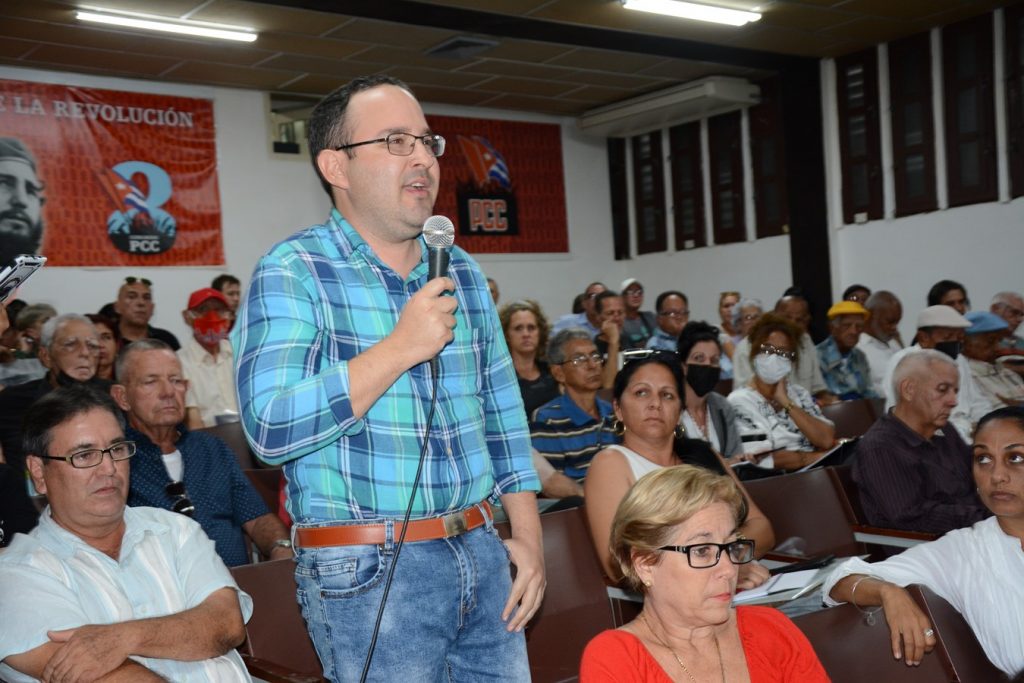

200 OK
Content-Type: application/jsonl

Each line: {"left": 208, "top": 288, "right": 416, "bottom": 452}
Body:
{"left": 658, "top": 310, "right": 689, "bottom": 319}
{"left": 622, "top": 349, "right": 678, "bottom": 365}
{"left": 560, "top": 352, "right": 604, "bottom": 367}
{"left": 659, "top": 539, "right": 755, "bottom": 569}
{"left": 758, "top": 343, "right": 796, "bottom": 361}
{"left": 35, "top": 441, "right": 136, "bottom": 469}
{"left": 124, "top": 276, "right": 152, "bottom": 286}
{"left": 165, "top": 480, "right": 195, "bottom": 517}
{"left": 54, "top": 337, "right": 102, "bottom": 355}
{"left": 740, "top": 313, "right": 761, "bottom": 322}
{"left": 336, "top": 132, "right": 445, "bottom": 157}
{"left": 625, "top": 287, "right": 644, "bottom": 296}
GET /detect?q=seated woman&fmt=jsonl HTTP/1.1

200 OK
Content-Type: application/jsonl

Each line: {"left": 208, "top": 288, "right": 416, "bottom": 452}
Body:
{"left": 728, "top": 314, "right": 835, "bottom": 471}
{"left": 821, "top": 406, "right": 1024, "bottom": 676}
{"left": 584, "top": 354, "right": 774, "bottom": 585}
{"left": 676, "top": 321, "right": 743, "bottom": 461}
{"left": 717, "top": 292, "right": 740, "bottom": 378}
{"left": 581, "top": 465, "right": 828, "bottom": 681}
{"left": 499, "top": 299, "right": 560, "bottom": 418}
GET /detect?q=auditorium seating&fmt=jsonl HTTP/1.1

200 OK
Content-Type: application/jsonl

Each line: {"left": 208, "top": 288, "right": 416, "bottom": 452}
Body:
{"left": 820, "top": 398, "right": 877, "bottom": 440}
{"left": 794, "top": 584, "right": 1005, "bottom": 682}
{"left": 197, "top": 421, "right": 262, "bottom": 470}
{"left": 244, "top": 468, "right": 283, "bottom": 517}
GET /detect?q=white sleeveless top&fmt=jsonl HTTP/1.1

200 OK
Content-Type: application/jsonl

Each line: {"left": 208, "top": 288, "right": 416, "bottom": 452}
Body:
{"left": 606, "top": 444, "right": 663, "bottom": 481}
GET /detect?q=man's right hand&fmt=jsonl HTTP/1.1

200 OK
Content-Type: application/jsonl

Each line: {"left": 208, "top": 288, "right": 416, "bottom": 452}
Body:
{"left": 390, "top": 277, "right": 458, "bottom": 366}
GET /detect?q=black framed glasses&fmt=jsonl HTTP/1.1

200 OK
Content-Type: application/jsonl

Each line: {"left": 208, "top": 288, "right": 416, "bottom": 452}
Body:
{"left": 336, "top": 132, "right": 445, "bottom": 157}
{"left": 35, "top": 441, "right": 136, "bottom": 469}
{"left": 124, "top": 276, "right": 152, "bottom": 286}
{"left": 165, "top": 480, "right": 195, "bottom": 517}
{"left": 659, "top": 539, "right": 755, "bottom": 569}
{"left": 757, "top": 343, "right": 796, "bottom": 361}
{"left": 560, "top": 351, "right": 604, "bottom": 367}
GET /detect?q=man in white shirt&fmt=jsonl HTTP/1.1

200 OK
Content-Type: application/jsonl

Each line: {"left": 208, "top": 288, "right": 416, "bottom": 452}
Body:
{"left": 178, "top": 287, "right": 239, "bottom": 428}
{"left": 882, "top": 305, "right": 993, "bottom": 441}
{"left": 857, "top": 290, "right": 904, "bottom": 395}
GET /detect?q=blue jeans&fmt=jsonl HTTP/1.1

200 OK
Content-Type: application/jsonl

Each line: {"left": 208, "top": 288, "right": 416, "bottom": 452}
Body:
{"left": 294, "top": 519, "right": 529, "bottom": 682}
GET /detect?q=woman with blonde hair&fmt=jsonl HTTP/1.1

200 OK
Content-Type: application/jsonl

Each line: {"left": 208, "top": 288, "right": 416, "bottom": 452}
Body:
{"left": 581, "top": 465, "right": 828, "bottom": 681}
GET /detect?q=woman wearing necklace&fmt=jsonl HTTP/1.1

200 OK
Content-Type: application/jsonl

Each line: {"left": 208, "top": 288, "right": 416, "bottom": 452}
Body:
{"left": 584, "top": 354, "right": 774, "bottom": 585}
{"left": 676, "top": 322, "right": 744, "bottom": 462}
{"left": 499, "top": 299, "right": 560, "bottom": 418}
{"left": 581, "top": 466, "right": 829, "bottom": 681}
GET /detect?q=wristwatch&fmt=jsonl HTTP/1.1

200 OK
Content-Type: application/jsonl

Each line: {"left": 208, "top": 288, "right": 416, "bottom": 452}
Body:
{"left": 272, "top": 539, "right": 293, "bottom": 550}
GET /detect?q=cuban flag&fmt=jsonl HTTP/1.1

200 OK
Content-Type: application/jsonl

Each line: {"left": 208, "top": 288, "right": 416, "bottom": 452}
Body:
{"left": 457, "top": 135, "right": 511, "bottom": 190}
{"left": 95, "top": 167, "right": 150, "bottom": 216}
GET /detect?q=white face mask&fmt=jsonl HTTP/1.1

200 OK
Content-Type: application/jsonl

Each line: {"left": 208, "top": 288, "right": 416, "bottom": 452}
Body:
{"left": 753, "top": 353, "right": 792, "bottom": 384}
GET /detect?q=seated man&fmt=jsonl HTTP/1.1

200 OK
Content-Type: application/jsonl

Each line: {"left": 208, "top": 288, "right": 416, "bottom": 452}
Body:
{"left": 112, "top": 340, "right": 292, "bottom": 567}
{"left": 178, "top": 287, "right": 239, "bottom": 428}
{"left": 530, "top": 329, "right": 618, "bottom": 498}
{"left": 113, "top": 276, "right": 180, "bottom": 350}
{"left": 645, "top": 290, "right": 689, "bottom": 351}
{"left": 962, "top": 311, "right": 1024, "bottom": 408}
{"left": 620, "top": 278, "right": 656, "bottom": 349}
{"left": 853, "top": 349, "right": 989, "bottom": 535}
{"left": 856, "top": 290, "right": 904, "bottom": 395}
{"left": 593, "top": 290, "right": 624, "bottom": 388}
{"left": 882, "top": 305, "right": 992, "bottom": 441}
{"left": 0, "top": 384, "right": 252, "bottom": 682}
{"left": 816, "top": 300, "right": 877, "bottom": 400}
{"left": 552, "top": 281, "right": 605, "bottom": 336}
{"left": 990, "top": 291, "right": 1024, "bottom": 379}
{"left": 211, "top": 273, "right": 242, "bottom": 313}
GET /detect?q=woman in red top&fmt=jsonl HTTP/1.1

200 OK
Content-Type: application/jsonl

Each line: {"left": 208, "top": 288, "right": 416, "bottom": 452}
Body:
{"left": 580, "top": 465, "right": 828, "bottom": 682}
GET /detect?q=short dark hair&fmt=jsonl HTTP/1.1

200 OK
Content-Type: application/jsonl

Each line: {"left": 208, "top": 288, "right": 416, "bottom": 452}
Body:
{"left": 307, "top": 75, "right": 413, "bottom": 197}
{"left": 927, "top": 279, "right": 968, "bottom": 307}
{"left": 975, "top": 406, "right": 1024, "bottom": 438}
{"left": 677, "top": 321, "right": 722, "bottom": 362}
{"left": 747, "top": 313, "right": 802, "bottom": 364}
{"left": 211, "top": 274, "right": 240, "bottom": 291}
{"left": 22, "top": 384, "right": 125, "bottom": 461}
{"left": 594, "top": 290, "right": 621, "bottom": 315}
{"left": 842, "top": 284, "right": 870, "bottom": 300}
{"left": 655, "top": 290, "right": 688, "bottom": 312}
{"left": 612, "top": 354, "right": 685, "bottom": 402}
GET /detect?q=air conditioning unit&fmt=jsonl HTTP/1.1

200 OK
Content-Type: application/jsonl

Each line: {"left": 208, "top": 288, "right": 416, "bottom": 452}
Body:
{"left": 578, "top": 76, "right": 760, "bottom": 138}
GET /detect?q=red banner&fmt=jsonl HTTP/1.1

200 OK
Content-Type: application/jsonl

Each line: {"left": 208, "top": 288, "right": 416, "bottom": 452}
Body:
{"left": 427, "top": 115, "right": 568, "bottom": 253}
{"left": 0, "top": 78, "right": 223, "bottom": 266}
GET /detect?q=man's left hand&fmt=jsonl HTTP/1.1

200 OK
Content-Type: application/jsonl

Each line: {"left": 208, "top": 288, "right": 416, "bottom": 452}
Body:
{"left": 501, "top": 536, "right": 546, "bottom": 632}
{"left": 269, "top": 545, "right": 295, "bottom": 561}
{"left": 44, "top": 625, "right": 129, "bottom": 683}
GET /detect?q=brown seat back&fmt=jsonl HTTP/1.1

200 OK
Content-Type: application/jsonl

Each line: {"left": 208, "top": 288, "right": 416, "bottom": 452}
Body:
{"left": 244, "top": 468, "right": 283, "bottom": 516}
{"left": 743, "top": 467, "right": 863, "bottom": 558}
{"left": 230, "top": 558, "right": 323, "bottom": 679}
{"left": 821, "top": 398, "right": 877, "bottom": 439}
{"left": 496, "top": 506, "right": 614, "bottom": 683}
{"left": 197, "top": 422, "right": 259, "bottom": 470}
{"left": 911, "top": 585, "right": 1007, "bottom": 682}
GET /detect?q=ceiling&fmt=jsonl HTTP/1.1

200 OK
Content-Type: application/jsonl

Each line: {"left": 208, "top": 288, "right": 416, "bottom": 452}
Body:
{"left": 0, "top": 0, "right": 1010, "bottom": 117}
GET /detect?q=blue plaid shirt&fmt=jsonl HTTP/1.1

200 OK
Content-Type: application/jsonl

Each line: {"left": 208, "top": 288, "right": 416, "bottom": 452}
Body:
{"left": 234, "top": 210, "right": 538, "bottom": 523}
{"left": 816, "top": 335, "right": 878, "bottom": 400}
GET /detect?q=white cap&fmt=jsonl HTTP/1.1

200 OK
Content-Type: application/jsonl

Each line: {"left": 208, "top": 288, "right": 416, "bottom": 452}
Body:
{"left": 916, "top": 305, "right": 970, "bottom": 329}
{"left": 621, "top": 278, "right": 641, "bottom": 293}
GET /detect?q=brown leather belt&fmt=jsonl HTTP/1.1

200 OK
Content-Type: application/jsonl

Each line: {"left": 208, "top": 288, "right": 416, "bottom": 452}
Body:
{"left": 295, "top": 502, "right": 490, "bottom": 548}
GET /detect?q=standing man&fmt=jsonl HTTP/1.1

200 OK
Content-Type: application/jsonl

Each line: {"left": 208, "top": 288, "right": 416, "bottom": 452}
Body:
{"left": 113, "top": 276, "right": 180, "bottom": 350}
{"left": 234, "top": 76, "right": 543, "bottom": 681}
{"left": 856, "top": 290, "right": 904, "bottom": 395}
{"left": 178, "top": 287, "right": 239, "bottom": 427}
{"left": 0, "top": 137, "right": 45, "bottom": 266}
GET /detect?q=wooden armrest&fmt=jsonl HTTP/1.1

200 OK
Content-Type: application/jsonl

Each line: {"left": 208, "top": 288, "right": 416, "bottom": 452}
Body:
{"left": 852, "top": 524, "right": 939, "bottom": 541}
{"left": 240, "top": 653, "right": 324, "bottom": 683}
{"left": 762, "top": 551, "right": 811, "bottom": 563}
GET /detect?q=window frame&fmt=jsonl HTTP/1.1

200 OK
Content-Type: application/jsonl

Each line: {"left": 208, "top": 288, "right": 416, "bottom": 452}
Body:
{"left": 836, "top": 48, "right": 884, "bottom": 224}
{"left": 708, "top": 111, "right": 746, "bottom": 245}
{"left": 888, "top": 32, "right": 938, "bottom": 216}
{"left": 631, "top": 131, "right": 667, "bottom": 255}
{"left": 749, "top": 77, "right": 789, "bottom": 237}
{"left": 668, "top": 121, "right": 706, "bottom": 250}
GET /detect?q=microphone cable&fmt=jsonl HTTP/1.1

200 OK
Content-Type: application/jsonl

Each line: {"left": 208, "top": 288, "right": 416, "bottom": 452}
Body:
{"left": 358, "top": 357, "right": 440, "bottom": 683}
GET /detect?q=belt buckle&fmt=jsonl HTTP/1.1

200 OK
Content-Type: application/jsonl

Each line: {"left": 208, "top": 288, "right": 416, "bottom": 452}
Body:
{"left": 442, "top": 510, "right": 468, "bottom": 538}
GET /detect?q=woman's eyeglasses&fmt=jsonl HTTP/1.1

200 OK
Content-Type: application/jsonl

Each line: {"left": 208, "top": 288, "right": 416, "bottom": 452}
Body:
{"left": 757, "top": 343, "right": 796, "bottom": 361}
{"left": 659, "top": 539, "right": 755, "bottom": 568}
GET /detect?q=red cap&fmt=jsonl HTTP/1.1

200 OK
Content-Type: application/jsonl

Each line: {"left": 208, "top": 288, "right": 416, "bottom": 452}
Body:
{"left": 187, "top": 287, "right": 228, "bottom": 310}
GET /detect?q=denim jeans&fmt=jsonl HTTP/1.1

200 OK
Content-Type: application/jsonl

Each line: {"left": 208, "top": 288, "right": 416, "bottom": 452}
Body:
{"left": 294, "top": 519, "right": 530, "bottom": 682}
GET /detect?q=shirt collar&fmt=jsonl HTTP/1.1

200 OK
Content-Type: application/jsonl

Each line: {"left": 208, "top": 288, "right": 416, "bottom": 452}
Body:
{"left": 330, "top": 208, "right": 429, "bottom": 281}
{"left": 33, "top": 506, "right": 169, "bottom": 561}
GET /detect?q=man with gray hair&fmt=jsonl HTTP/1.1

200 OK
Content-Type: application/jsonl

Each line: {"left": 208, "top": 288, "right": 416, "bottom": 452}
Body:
{"left": 856, "top": 290, "right": 904, "bottom": 395}
{"left": 990, "top": 291, "right": 1024, "bottom": 358}
{"left": 530, "top": 328, "right": 618, "bottom": 498}
{"left": 0, "top": 137, "right": 45, "bottom": 266}
{"left": 852, "top": 349, "right": 988, "bottom": 535}
{"left": 0, "top": 313, "right": 105, "bottom": 479}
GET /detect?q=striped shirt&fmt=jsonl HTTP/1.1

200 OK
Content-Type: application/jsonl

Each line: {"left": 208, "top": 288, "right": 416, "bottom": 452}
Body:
{"left": 530, "top": 394, "right": 618, "bottom": 479}
{"left": 0, "top": 507, "right": 252, "bottom": 682}
{"left": 233, "top": 209, "right": 538, "bottom": 523}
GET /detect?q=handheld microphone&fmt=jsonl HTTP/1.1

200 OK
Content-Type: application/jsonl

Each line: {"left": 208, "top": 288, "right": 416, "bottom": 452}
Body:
{"left": 423, "top": 215, "right": 455, "bottom": 281}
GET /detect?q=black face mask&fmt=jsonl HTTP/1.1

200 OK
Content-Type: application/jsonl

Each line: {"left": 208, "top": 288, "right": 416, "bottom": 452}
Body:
{"left": 934, "top": 340, "right": 962, "bottom": 360}
{"left": 686, "top": 364, "right": 721, "bottom": 397}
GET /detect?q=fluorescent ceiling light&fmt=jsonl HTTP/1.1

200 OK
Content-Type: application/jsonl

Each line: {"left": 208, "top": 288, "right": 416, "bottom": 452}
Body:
{"left": 622, "top": 0, "right": 761, "bottom": 27}
{"left": 76, "top": 6, "right": 258, "bottom": 42}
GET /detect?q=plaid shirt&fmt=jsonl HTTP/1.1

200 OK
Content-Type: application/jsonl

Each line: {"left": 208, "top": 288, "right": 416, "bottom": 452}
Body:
{"left": 816, "top": 335, "right": 878, "bottom": 400}
{"left": 234, "top": 209, "right": 538, "bottom": 523}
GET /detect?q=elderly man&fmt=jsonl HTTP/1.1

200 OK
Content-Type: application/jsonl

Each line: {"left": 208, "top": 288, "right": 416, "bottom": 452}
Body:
{"left": 0, "top": 137, "right": 45, "bottom": 266}
{"left": 552, "top": 281, "right": 606, "bottom": 336}
{"left": 882, "top": 305, "right": 992, "bottom": 441}
{"left": 178, "top": 287, "right": 239, "bottom": 428}
{"left": 734, "top": 295, "right": 832, "bottom": 400}
{"left": 620, "top": 278, "right": 656, "bottom": 349}
{"left": 112, "top": 340, "right": 290, "bottom": 567}
{"left": 646, "top": 290, "right": 689, "bottom": 351}
{"left": 530, "top": 329, "right": 617, "bottom": 498}
{"left": 0, "top": 313, "right": 106, "bottom": 479}
{"left": 991, "top": 291, "right": 1024, "bottom": 352}
{"left": 113, "top": 276, "right": 180, "bottom": 350}
{"left": 0, "top": 384, "right": 252, "bottom": 682}
{"left": 962, "top": 311, "right": 1024, "bottom": 409}
{"left": 816, "top": 300, "right": 877, "bottom": 400}
{"left": 853, "top": 350, "right": 988, "bottom": 535}
{"left": 856, "top": 290, "right": 904, "bottom": 395}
